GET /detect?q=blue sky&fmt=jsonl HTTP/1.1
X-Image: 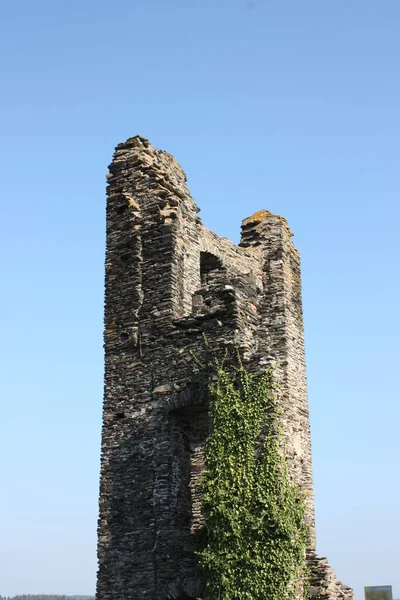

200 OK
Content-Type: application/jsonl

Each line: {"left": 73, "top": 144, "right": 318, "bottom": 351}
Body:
{"left": 0, "top": 1, "right": 399, "bottom": 599}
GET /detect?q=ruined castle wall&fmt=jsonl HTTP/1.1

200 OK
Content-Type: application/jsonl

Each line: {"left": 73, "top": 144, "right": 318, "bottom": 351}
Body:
{"left": 97, "top": 136, "right": 351, "bottom": 600}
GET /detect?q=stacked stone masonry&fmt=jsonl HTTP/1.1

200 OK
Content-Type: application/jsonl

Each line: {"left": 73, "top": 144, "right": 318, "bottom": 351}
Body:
{"left": 97, "top": 136, "right": 352, "bottom": 600}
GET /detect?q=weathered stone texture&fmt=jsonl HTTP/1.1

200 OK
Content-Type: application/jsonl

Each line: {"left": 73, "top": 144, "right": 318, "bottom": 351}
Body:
{"left": 97, "top": 136, "right": 352, "bottom": 600}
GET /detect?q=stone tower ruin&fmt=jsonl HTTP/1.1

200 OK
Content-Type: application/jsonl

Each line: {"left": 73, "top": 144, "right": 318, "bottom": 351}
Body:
{"left": 97, "top": 136, "right": 352, "bottom": 600}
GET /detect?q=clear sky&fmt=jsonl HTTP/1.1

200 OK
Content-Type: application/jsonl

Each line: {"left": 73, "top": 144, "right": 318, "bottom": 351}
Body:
{"left": 0, "top": 1, "right": 399, "bottom": 599}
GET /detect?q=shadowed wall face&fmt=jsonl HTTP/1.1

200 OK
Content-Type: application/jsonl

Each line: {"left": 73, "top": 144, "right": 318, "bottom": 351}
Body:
{"left": 170, "top": 406, "right": 208, "bottom": 534}
{"left": 96, "top": 136, "right": 352, "bottom": 600}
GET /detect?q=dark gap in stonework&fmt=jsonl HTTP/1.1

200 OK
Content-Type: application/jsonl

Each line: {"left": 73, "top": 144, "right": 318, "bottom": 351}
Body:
{"left": 169, "top": 405, "right": 209, "bottom": 534}
{"left": 200, "top": 252, "right": 226, "bottom": 286}
{"left": 115, "top": 203, "right": 128, "bottom": 214}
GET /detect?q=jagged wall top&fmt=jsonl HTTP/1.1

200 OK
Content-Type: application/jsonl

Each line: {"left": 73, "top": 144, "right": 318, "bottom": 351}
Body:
{"left": 106, "top": 135, "right": 200, "bottom": 214}
{"left": 106, "top": 135, "right": 296, "bottom": 254}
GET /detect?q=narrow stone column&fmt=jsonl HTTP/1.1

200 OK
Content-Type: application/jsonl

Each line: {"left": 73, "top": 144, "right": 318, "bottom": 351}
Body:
{"left": 240, "top": 209, "right": 316, "bottom": 547}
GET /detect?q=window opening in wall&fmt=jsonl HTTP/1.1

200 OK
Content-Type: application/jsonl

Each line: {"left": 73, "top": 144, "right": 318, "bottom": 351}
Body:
{"left": 200, "top": 252, "right": 226, "bottom": 286}
{"left": 170, "top": 405, "right": 208, "bottom": 534}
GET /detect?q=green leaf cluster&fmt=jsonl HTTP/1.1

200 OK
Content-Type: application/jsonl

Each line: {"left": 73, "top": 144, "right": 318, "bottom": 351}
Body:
{"left": 196, "top": 356, "right": 309, "bottom": 600}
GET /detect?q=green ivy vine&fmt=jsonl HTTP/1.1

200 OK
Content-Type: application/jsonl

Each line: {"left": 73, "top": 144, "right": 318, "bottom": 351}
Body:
{"left": 194, "top": 351, "right": 309, "bottom": 600}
